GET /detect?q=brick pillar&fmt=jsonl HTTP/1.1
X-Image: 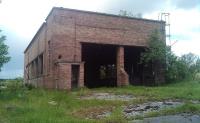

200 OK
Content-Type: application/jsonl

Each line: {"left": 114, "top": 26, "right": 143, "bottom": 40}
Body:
{"left": 57, "top": 63, "right": 71, "bottom": 90}
{"left": 116, "top": 46, "right": 129, "bottom": 86}
{"left": 78, "top": 62, "right": 85, "bottom": 88}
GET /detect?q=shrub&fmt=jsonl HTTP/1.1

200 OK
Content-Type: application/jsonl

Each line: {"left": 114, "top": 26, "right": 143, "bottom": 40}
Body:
{"left": 194, "top": 73, "right": 200, "bottom": 81}
{"left": 24, "top": 83, "right": 35, "bottom": 90}
{"left": 0, "top": 78, "right": 27, "bottom": 100}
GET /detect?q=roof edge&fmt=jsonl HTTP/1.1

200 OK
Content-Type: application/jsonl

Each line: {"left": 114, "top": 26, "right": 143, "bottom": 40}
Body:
{"left": 25, "top": 7, "right": 164, "bottom": 53}
{"left": 46, "top": 7, "right": 165, "bottom": 24}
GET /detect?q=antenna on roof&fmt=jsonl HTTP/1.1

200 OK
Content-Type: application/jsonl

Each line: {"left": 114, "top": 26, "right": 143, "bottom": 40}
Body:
{"left": 158, "top": 13, "right": 171, "bottom": 46}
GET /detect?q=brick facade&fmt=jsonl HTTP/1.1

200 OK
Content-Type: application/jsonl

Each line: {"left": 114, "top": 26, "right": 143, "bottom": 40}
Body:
{"left": 24, "top": 7, "right": 165, "bottom": 90}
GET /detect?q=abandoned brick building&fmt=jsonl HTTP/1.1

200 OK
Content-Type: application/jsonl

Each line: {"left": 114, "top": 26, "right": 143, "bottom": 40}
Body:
{"left": 24, "top": 7, "right": 165, "bottom": 90}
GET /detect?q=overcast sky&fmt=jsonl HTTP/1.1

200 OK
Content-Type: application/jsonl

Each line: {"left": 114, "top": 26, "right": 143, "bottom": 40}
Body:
{"left": 0, "top": 0, "right": 199, "bottom": 79}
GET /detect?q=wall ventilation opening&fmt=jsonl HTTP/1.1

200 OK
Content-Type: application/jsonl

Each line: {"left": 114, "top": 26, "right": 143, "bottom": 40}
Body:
{"left": 58, "top": 55, "right": 62, "bottom": 59}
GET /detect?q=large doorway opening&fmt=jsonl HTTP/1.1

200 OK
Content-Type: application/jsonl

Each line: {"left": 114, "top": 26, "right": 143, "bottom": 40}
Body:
{"left": 82, "top": 43, "right": 117, "bottom": 88}
{"left": 124, "top": 46, "right": 145, "bottom": 85}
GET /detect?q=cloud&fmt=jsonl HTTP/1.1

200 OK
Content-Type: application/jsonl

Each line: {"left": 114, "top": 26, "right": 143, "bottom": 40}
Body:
{"left": 172, "top": 37, "right": 200, "bottom": 56}
{"left": 144, "top": 6, "right": 200, "bottom": 56}
{"left": 0, "top": 0, "right": 59, "bottom": 78}
{"left": 172, "top": 0, "right": 200, "bottom": 9}
{"left": 100, "top": 0, "right": 168, "bottom": 14}
{"left": 56, "top": 0, "right": 109, "bottom": 12}
{"left": 170, "top": 8, "right": 200, "bottom": 35}
{"left": 0, "top": 0, "right": 57, "bottom": 38}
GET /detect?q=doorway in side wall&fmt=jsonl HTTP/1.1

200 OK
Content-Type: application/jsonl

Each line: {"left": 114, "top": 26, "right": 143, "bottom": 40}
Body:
{"left": 71, "top": 65, "right": 80, "bottom": 89}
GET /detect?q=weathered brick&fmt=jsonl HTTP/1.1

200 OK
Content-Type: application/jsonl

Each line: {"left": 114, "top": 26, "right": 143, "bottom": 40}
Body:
{"left": 24, "top": 7, "right": 165, "bottom": 90}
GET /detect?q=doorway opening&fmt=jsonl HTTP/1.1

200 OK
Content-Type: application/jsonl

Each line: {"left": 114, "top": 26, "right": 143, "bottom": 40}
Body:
{"left": 82, "top": 43, "right": 117, "bottom": 88}
{"left": 124, "top": 46, "right": 145, "bottom": 85}
{"left": 71, "top": 65, "right": 80, "bottom": 89}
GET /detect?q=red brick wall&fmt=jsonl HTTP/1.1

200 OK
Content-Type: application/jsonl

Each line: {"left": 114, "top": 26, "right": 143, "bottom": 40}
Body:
{"left": 24, "top": 7, "right": 165, "bottom": 90}
{"left": 49, "top": 8, "right": 164, "bottom": 63}
{"left": 79, "top": 62, "right": 85, "bottom": 88}
{"left": 57, "top": 63, "right": 71, "bottom": 90}
{"left": 116, "top": 46, "right": 129, "bottom": 86}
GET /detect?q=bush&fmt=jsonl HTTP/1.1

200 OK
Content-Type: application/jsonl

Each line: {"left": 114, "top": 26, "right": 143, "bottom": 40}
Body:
{"left": 0, "top": 78, "right": 26, "bottom": 94}
{"left": 0, "top": 78, "right": 28, "bottom": 100}
{"left": 24, "top": 83, "right": 35, "bottom": 90}
{"left": 194, "top": 73, "right": 200, "bottom": 81}
{"left": 5, "top": 79, "right": 24, "bottom": 93}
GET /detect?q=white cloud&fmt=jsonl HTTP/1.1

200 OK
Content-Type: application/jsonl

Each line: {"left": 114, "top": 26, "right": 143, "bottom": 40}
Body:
{"left": 170, "top": 8, "right": 200, "bottom": 37}
{"left": 57, "top": 0, "right": 108, "bottom": 12}
{"left": 144, "top": 6, "right": 200, "bottom": 56}
{"left": 169, "top": 8, "right": 200, "bottom": 56}
{"left": 0, "top": 0, "right": 58, "bottom": 39}
{"left": 171, "top": 36, "right": 200, "bottom": 56}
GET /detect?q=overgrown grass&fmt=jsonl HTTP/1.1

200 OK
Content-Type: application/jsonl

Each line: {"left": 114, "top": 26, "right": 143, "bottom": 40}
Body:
{"left": 1, "top": 80, "right": 200, "bottom": 123}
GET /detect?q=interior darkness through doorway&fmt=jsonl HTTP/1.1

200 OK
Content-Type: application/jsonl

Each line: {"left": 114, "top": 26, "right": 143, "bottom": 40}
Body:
{"left": 124, "top": 46, "right": 145, "bottom": 85}
{"left": 82, "top": 43, "right": 146, "bottom": 88}
{"left": 82, "top": 43, "right": 117, "bottom": 88}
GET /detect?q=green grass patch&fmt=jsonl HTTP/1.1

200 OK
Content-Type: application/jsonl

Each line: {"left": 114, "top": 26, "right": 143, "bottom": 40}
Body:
{"left": 1, "top": 80, "right": 200, "bottom": 122}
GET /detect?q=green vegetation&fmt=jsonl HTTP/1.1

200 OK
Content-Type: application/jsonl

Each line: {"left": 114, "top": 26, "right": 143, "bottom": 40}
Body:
{"left": 0, "top": 29, "right": 10, "bottom": 71}
{"left": 140, "top": 30, "right": 200, "bottom": 82}
{"left": 140, "top": 30, "right": 167, "bottom": 65}
{"left": 119, "top": 10, "right": 142, "bottom": 18}
{"left": 1, "top": 79, "right": 200, "bottom": 123}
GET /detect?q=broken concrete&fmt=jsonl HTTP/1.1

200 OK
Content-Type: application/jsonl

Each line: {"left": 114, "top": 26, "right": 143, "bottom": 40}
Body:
{"left": 124, "top": 100, "right": 184, "bottom": 118}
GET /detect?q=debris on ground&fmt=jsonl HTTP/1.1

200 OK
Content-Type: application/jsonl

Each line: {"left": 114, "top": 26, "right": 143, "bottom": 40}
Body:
{"left": 72, "top": 106, "right": 113, "bottom": 119}
{"left": 48, "top": 100, "right": 57, "bottom": 105}
{"left": 124, "top": 100, "right": 184, "bottom": 118}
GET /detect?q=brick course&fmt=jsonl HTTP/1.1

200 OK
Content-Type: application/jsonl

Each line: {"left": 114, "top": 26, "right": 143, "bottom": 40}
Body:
{"left": 24, "top": 7, "right": 165, "bottom": 90}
